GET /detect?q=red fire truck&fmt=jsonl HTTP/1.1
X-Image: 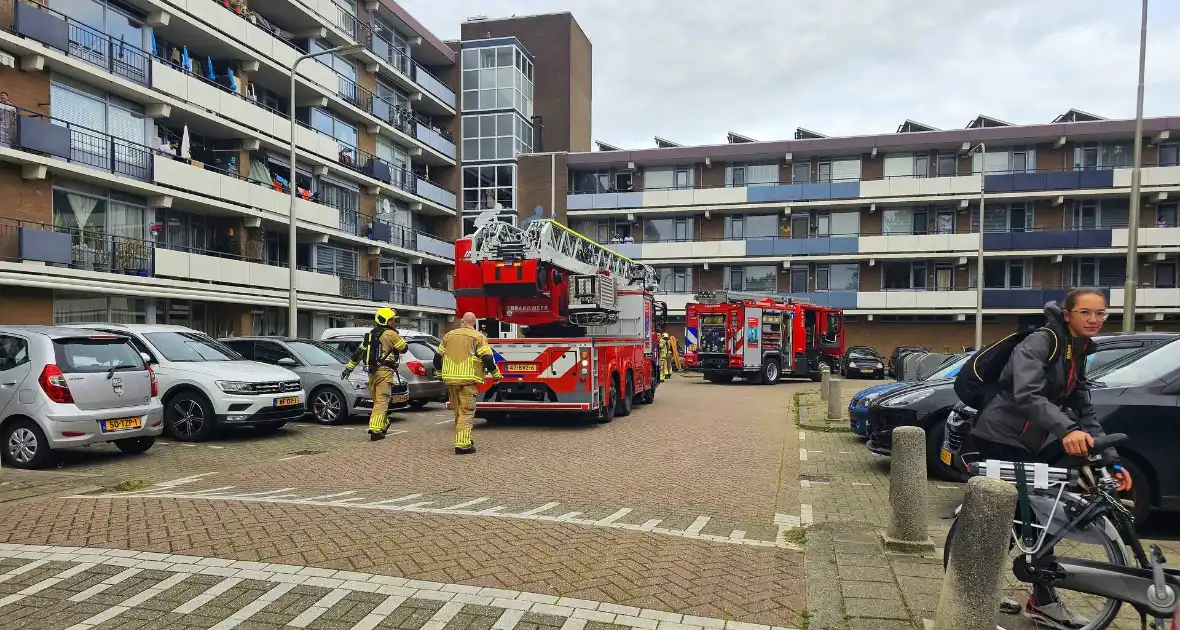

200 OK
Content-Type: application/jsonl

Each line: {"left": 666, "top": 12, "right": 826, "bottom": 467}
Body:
{"left": 454, "top": 218, "right": 667, "bottom": 422}
{"left": 684, "top": 290, "right": 844, "bottom": 384}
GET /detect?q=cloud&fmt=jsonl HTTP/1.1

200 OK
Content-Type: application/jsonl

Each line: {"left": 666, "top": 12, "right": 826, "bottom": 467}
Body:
{"left": 398, "top": 0, "right": 1178, "bottom": 148}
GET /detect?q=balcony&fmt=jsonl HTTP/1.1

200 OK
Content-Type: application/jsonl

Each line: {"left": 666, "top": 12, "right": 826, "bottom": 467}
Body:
{"left": 982, "top": 228, "right": 1114, "bottom": 251}
{"left": 567, "top": 191, "right": 645, "bottom": 211}
{"left": 1113, "top": 165, "right": 1180, "bottom": 187}
{"left": 791, "top": 291, "right": 859, "bottom": 309}
{"left": 858, "top": 174, "right": 982, "bottom": 198}
{"left": 982, "top": 168, "right": 1114, "bottom": 193}
{"left": 4, "top": 106, "right": 153, "bottom": 181}
{"left": 859, "top": 232, "right": 979, "bottom": 254}
{"left": 745, "top": 236, "right": 859, "bottom": 256}
{"left": 747, "top": 180, "right": 862, "bottom": 203}
{"left": 416, "top": 286, "right": 456, "bottom": 309}
{"left": 414, "top": 177, "right": 457, "bottom": 210}
{"left": 1108, "top": 287, "right": 1180, "bottom": 308}
{"left": 638, "top": 240, "right": 746, "bottom": 259}
{"left": 414, "top": 231, "right": 455, "bottom": 260}
{"left": 11, "top": 1, "right": 151, "bottom": 86}
{"left": 412, "top": 63, "right": 456, "bottom": 110}
{"left": 981, "top": 286, "right": 1109, "bottom": 309}
{"left": 0, "top": 217, "right": 155, "bottom": 276}
{"left": 1111, "top": 227, "right": 1180, "bottom": 248}
{"left": 857, "top": 290, "right": 976, "bottom": 310}
{"left": 413, "top": 122, "right": 456, "bottom": 160}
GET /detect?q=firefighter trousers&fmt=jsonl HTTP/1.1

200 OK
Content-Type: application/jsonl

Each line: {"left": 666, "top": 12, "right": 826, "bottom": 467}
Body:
{"left": 659, "top": 355, "right": 672, "bottom": 379}
{"left": 367, "top": 368, "right": 396, "bottom": 434}
{"left": 447, "top": 383, "right": 478, "bottom": 449}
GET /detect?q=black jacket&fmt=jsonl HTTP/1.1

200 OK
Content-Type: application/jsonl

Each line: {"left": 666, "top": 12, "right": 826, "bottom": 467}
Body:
{"left": 971, "top": 302, "right": 1108, "bottom": 456}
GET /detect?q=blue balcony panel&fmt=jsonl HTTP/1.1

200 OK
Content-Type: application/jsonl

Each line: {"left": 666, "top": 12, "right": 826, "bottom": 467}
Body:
{"left": 778, "top": 184, "right": 804, "bottom": 201}
{"left": 1010, "top": 230, "right": 1070, "bottom": 250}
{"left": 607, "top": 243, "right": 641, "bottom": 259}
{"left": 1045, "top": 171, "right": 1081, "bottom": 190}
{"left": 616, "top": 192, "right": 643, "bottom": 208}
{"left": 828, "top": 236, "right": 859, "bottom": 254}
{"left": 984, "top": 229, "right": 1114, "bottom": 251}
{"left": 747, "top": 237, "right": 777, "bottom": 256}
{"left": 774, "top": 238, "right": 803, "bottom": 256}
{"left": 984, "top": 174, "right": 1013, "bottom": 193}
{"left": 567, "top": 194, "right": 593, "bottom": 210}
{"left": 791, "top": 291, "right": 858, "bottom": 309}
{"left": 1076, "top": 229, "right": 1112, "bottom": 248}
{"left": 799, "top": 182, "right": 830, "bottom": 200}
{"left": 592, "top": 193, "right": 619, "bottom": 210}
{"left": 747, "top": 186, "right": 777, "bottom": 203}
{"left": 829, "top": 181, "right": 860, "bottom": 199}
{"left": 983, "top": 289, "right": 1048, "bottom": 309}
{"left": 798, "top": 237, "right": 831, "bottom": 255}
{"left": 982, "top": 232, "right": 1013, "bottom": 250}
{"left": 1078, "top": 169, "right": 1114, "bottom": 188}
{"left": 1010, "top": 172, "right": 1049, "bottom": 191}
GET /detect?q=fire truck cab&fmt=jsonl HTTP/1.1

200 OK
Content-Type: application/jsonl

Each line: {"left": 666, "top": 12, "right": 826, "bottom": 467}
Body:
{"left": 684, "top": 291, "right": 844, "bottom": 384}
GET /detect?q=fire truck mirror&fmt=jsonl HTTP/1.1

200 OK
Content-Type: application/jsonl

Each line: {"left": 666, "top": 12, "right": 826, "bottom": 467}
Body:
{"left": 655, "top": 301, "right": 668, "bottom": 331}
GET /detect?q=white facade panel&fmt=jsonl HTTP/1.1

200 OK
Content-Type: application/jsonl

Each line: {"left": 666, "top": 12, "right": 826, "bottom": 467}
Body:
{"left": 642, "top": 190, "right": 669, "bottom": 207}
{"left": 295, "top": 197, "right": 340, "bottom": 229}
{"left": 694, "top": 187, "right": 747, "bottom": 205}
{"left": 857, "top": 292, "right": 888, "bottom": 309}
{"left": 297, "top": 269, "right": 340, "bottom": 295}
{"left": 153, "top": 248, "right": 191, "bottom": 279}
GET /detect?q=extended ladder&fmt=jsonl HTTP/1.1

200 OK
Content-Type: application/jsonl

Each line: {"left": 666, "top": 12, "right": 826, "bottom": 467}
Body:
{"left": 470, "top": 219, "right": 656, "bottom": 286}
{"left": 694, "top": 290, "right": 811, "bottom": 305}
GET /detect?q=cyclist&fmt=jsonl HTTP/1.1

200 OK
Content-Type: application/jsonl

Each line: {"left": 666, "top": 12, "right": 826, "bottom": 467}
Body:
{"left": 965, "top": 287, "right": 1132, "bottom": 629}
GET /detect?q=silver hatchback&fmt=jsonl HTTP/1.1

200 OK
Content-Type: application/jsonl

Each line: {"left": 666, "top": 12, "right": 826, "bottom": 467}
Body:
{"left": 0, "top": 326, "right": 164, "bottom": 469}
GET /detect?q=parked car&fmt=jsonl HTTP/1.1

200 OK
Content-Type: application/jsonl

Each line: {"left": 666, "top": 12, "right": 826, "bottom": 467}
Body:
{"left": 840, "top": 347, "right": 884, "bottom": 379}
{"left": 221, "top": 337, "right": 410, "bottom": 424}
{"left": 320, "top": 329, "right": 445, "bottom": 408}
{"left": 886, "top": 346, "right": 928, "bottom": 378}
{"left": 0, "top": 326, "right": 163, "bottom": 469}
{"left": 61, "top": 324, "right": 305, "bottom": 442}
{"left": 848, "top": 353, "right": 969, "bottom": 438}
{"left": 864, "top": 332, "right": 1174, "bottom": 482}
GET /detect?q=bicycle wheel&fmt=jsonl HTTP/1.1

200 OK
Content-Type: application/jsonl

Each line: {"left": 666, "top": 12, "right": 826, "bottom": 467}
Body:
{"left": 943, "top": 509, "right": 1128, "bottom": 630}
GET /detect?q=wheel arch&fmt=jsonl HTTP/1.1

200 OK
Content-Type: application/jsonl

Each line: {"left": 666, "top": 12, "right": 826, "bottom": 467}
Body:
{"left": 1116, "top": 446, "right": 1160, "bottom": 509}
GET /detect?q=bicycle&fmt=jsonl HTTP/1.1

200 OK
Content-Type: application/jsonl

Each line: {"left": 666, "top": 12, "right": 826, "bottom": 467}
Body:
{"left": 943, "top": 431, "right": 1180, "bottom": 630}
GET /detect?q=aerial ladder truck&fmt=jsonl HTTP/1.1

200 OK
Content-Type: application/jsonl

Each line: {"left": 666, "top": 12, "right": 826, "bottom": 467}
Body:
{"left": 454, "top": 219, "right": 667, "bottom": 422}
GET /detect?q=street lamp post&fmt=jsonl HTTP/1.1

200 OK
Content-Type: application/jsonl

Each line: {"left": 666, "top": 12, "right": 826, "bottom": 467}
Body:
{"left": 288, "top": 43, "right": 365, "bottom": 337}
{"left": 964, "top": 142, "right": 986, "bottom": 349}
{"left": 1123, "top": 0, "right": 1149, "bottom": 332}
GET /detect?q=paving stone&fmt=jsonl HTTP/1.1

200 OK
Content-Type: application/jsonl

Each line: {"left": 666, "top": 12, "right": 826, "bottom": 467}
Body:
{"left": 842, "top": 597, "right": 911, "bottom": 621}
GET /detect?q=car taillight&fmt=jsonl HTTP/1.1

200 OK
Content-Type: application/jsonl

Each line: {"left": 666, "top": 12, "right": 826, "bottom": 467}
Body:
{"left": 406, "top": 360, "right": 427, "bottom": 376}
{"left": 147, "top": 364, "right": 158, "bottom": 397}
{"left": 38, "top": 364, "right": 73, "bottom": 404}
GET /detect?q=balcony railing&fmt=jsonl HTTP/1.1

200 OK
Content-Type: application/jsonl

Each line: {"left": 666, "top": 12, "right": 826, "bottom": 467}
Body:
{"left": 412, "top": 63, "right": 456, "bottom": 109}
{"left": 10, "top": 1, "right": 151, "bottom": 86}
{"left": 5, "top": 106, "right": 154, "bottom": 181}
{"left": 0, "top": 216, "right": 155, "bottom": 275}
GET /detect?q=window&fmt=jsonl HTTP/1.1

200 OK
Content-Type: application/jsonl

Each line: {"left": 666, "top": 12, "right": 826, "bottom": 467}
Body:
{"left": 1157, "top": 203, "right": 1179, "bottom": 228}
{"left": 913, "top": 154, "right": 928, "bottom": 178}
{"left": 817, "top": 161, "right": 832, "bottom": 182}
{"left": 372, "top": 16, "right": 412, "bottom": 74}
{"left": 1156, "top": 262, "right": 1177, "bottom": 289}
{"left": 972, "top": 148, "right": 1037, "bottom": 174}
{"left": 143, "top": 331, "right": 242, "bottom": 362}
{"left": 934, "top": 263, "right": 955, "bottom": 290}
{"left": 936, "top": 154, "right": 957, "bottom": 177}
{"left": 970, "top": 259, "right": 1029, "bottom": 289}
{"left": 644, "top": 166, "right": 694, "bottom": 190}
{"left": 1072, "top": 199, "right": 1129, "bottom": 229}
{"left": 311, "top": 108, "right": 359, "bottom": 161}
{"left": 972, "top": 203, "right": 1033, "bottom": 233}
{"left": 312, "top": 244, "right": 359, "bottom": 276}
{"left": 792, "top": 160, "right": 811, "bottom": 183}
{"left": 1074, "top": 143, "right": 1132, "bottom": 170}
{"left": 570, "top": 170, "right": 613, "bottom": 194}
{"left": 725, "top": 161, "right": 778, "bottom": 187}
{"left": 51, "top": 78, "right": 148, "bottom": 177}
{"left": 935, "top": 209, "right": 955, "bottom": 234}
{"left": 830, "top": 158, "right": 861, "bottom": 181}
{"left": 254, "top": 342, "right": 297, "bottom": 365}
{"left": 0, "top": 335, "right": 30, "bottom": 372}
{"left": 462, "top": 164, "right": 515, "bottom": 211}
{"left": 460, "top": 44, "right": 533, "bottom": 117}
{"left": 461, "top": 112, "right": 531, "bottom": 161}
{"left": 375, "top": 137, "right": 410, "bottom": 181}
{"left": 882, "top": 261, "right": 926, "bottom": 290}
{"left": 48, "top": 0, "right": 145, "bottom": 54}
{"left": 882, "top": 208, "right": 920, "bottom": 235}
{"left": 615, "top": 171, "right": 634, "bottom": 191}
{"left": 789, "top": 267, "right": 809, "bottom": 292}
{"left": 883, "top": 153, "right": 933, "bottom": 178}
{"left": 1073, "top": 257, "right": 1126, "bottom": 287}
{"left": 643, "top": 217, "right": 693, "bottom": 242}
{"left": 53, "top": 184, "right": 149, "bottom": 242}
{"left": 462, "top": 212, "right": 514, "bottom": 237}
{"left": 829, "top": 211, "right": 860, "bottom": 236}
{"left": 725, "top": 265, "right": 777, "bottom": 292}
{"left": 53, "top": 292, "right": 147, "bottom": 324}
{"left": 725, "top": 214, "right": 777, "bottom": 239}
{"left": 655, "top": 267, "right": 692, "bottom": 293}
{"left": 1160, "top": 144, "right": 1179, "bottom": 167}
{"left": 816, "top": 264, "right": 859, "bottom": 291}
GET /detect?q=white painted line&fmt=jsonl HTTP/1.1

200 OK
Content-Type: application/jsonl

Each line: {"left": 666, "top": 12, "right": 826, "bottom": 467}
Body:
{"left": 561, "top": 617, "right": 588, "bottom": 630}
{"left": 0, "top": 562, "right": 93, "bottom": 609}
{"left": 69, "top": 567, "right": 143, "bottom": 601}
{"left": 155, "top": 472, "right": 217, "bottom": 489}
{"left": 800, "top": 480, "right": 810, "bottom": 489}
{"left": 433, "top": 419, "right": 453, "bottom": 425}
{"left": 64, "top": 604, "right": 128, "bottom": 629}
{"left": 236, "top": 488, "right": 297, "bottom": 497}
{"left": 403, "top": 501, "right": 434, "bottom": 508}
{"left": 387, "top": 430, "right": 409, "bottom": 435}
{"left": 807, "top": 450, "right": 823, "bottom": 454}
{"left": 445, "top": 497, "right": 490, "bottom": 510}
{"left": 277, "top": 455, "right": 305, "bottom": 462}
{"left": 351, "top": 594, "right": 408, "bottom": 630}
{"left": 595, "top": 508, "right": 632, "bottom": 525}
{"left": 0, "top": 559, "right": 49, "bottom": 583}
{"left": 684, "top": 516, "right": 710, "bottom": 535}
{"left": 301, "top": 491, "right": 358, "bottom": 502}
{"left": 728, "top": 530, "right": 746, "bottom": 541}
{"left": 555, "top": 511, "right": 583, "bottom": 521}
{"left": 66, "top": 572, "right": 190, "bottom": 629}
{"left": 174, "top": 577, "right": 242, "bottom": 614}
{"left": 479, "top": 506, "right": 507, "bottom": 515}
{"left": 210, "top": 582, "right": 296, "bottom": 629}
{"left": 639, "top": 519, "right": 662, "bottom": 531}
{"left": 838, "top": 451, "right": 850, "bottom": 454}
{"left": 188, "top": 486, "right": 237, "bottom": 495}
{"left": 288, "top": 588, "right": 350, "bottom": 628}
{"left": 851, "top": 482, "right": 872, "bottom": 487}
{"left": 799, "top": 448, "right": 808, "bottom": 461}
{"left": 207, "top": 445, "right": 225, "bottom": 449}
{"left": 367, "top": 493, "right": 423, "bottom": 506}
{"left": 426, "top": 600, "right": 465, "bottom": 625}
{"left": 333, "top": 497, "right": 368, "bottom": 504}
{"left": 493, "top": 609, "right": 527, "bottom": 630}
{"left": 800, "top": 504, "right": 814, "bottom": 526}
{"left": 518, "top": 502, "right": 559, "bottom": 516}
{"left": 936, "top": 485, "right": 960, "bottom": 490}
{"left": 798, "top": 431, "right": 806, "bottom": 441}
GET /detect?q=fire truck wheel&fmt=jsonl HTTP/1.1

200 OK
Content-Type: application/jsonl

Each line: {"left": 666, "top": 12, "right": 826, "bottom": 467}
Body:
{"left": 596, "top": 381, "right": 618, "bottom": 423}
{"left": 761, "top": 360, "right": 781, "bottom": 385}
{"left": 616, "top": 372, "right": 634, "bottom": 417}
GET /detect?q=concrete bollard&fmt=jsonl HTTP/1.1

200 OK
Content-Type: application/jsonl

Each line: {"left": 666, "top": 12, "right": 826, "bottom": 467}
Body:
{"left": 819, "top": 365, "right": 831, "bottom": 401}
{"left": 933, "top": 476, "right": 1018, "bottom": 630}
{"left": 826, "top": 379, "right": 841, "bottom": 421}
{"left": 881, "top": 425, "right": 935, "bottom": 552}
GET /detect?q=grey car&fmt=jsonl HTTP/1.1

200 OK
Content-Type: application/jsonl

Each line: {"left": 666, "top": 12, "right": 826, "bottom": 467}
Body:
{"left": 320, "top": 333, "right": 446, "bottom": 408}
{"left": 221, "top": 337, "right": 410, "bottom": 425}
{"left": 0, "top": 326, "right": 164, "bottom": 469}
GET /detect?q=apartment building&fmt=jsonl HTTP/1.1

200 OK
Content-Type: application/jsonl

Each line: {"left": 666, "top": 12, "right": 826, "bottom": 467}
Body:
{"left": 517, "top": 111, "right": 1180, "bottom": 353}
{"left": 0, "top": 0, "right": 464, "bottom": 337}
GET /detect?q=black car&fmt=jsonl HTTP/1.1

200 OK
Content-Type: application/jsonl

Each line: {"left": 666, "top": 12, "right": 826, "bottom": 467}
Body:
{"left": 886, "top": 346, "right": 928, "bottom": 378}
{"left": 840, "top": 346, "right": 885, "bottom": 379}
{"left": 864, "top": 332, "right": 1175, "bottom": 483}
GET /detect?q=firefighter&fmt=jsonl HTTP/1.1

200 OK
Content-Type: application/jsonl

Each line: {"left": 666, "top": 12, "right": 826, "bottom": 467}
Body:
{"left": 433, "top": 312, "right": 502, "bottom": 454}
{"left": 659, "top": 332, "right": 673, "bottom": 379}
{"left": 341, "top": 306, "right": 408, "bottom": 441}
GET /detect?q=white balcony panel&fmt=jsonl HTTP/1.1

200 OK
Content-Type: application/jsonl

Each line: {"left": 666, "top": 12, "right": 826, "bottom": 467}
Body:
{"left": 694, "top": 187, "right": 747, "bottom": 205}
{"left": 151, "top": 60, "right": 188, "bottom": 100}
{"left": 858, "top": 235, "right": 890, "bottom": 254}
{"left": 914, "top": 291, "right": 976, "bottom": 309}
{"left": 152, "top": 153, "right": 189, "bottom": 188}
{"left": 317, "top": 134, "right": 342, "bottom": 160}
{"left": 187, "top": 76, "right": 223, "bottom": 111}
{"left": 249, "top": 263, "right": 289, "bottom": 290}
{"left": 857, "top": 292, "right": 888, "bottom": 309}
{"left": 1144, "top": 166, "right": 1180, "bottom": 187}
{"left": 947, "top": 233, "right": 981, "bottom": 251}
{"left": 888, "top": 234, "right": 922, "bottom": 253}
{"left": 153, "top": 248, "right": 192, "bottom": 279}
{"left": 417, "top": 287, "right": 456, "bottom": 309}
{"left": 858, "top": 180, "right": 890, "bottom": 198}
{"left": 663, "top": 190, "right": 696, "bottom": 207}
{"left": 885, "top": 291, "right": 919, "bottom": 308}
{"left": 887, "top": 178, "right": 921, "bottom": 197}
{"left": 1135, "top": 287, "right": 1180, "bottom": 308}
{"left": 639, "top": 241, "right": 685, "bottom": 259}
{"left": 244, "top": 21, "right": 276, "bottom": 59}
{"left": 189, "top": 253, "right": 226, "bottom": 283}
{"left": 687, "top": 239, "right": 746, "bottom": 257}
{"left": 949, "top": 174, "right": 982, "bottom": 194}
{"left": 218, "top": 11, "right": 248, "bottom": 44}
{"left": 221, "top": 175, "right": 253, "bottom": 205}
{"left": 186, "top": 0, "right": 227, "bottom": 37}
{"left": 220, "top": 258, "right": 252, "bottom": 285}
{"left": 297, "top": 270, "right": 340, "bottom": 295}
{"left": 1112, "top": 227, "right": 1180, "bottom": 247}
{"left": 295, "top": 197, "right": 339, "bottom": 229}
{"left": 919, "top": 177, "right": 952, "bottom": 195}
{"left": 1113, "top": 169, "right": 1131, "bottom": 188}
{"left": 642, "top": 190, "right": 668, "bottom": 207}
{"left": 249, "top": 183, "right": 281, "bottom": 214}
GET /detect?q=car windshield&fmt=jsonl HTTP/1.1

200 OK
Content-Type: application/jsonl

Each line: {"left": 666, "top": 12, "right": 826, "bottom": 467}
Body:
{"left": 288, "top": 341, "right": 347, "bottom": 366}
{"left": 925, "top": 354, "right": 970, "bottom": 380}
{"left": 53, "top": 338, "right": 145, "bottom": 373}
{"left": 849, "top": 350, "right": 877, "bottom": 359}
{"left": 1091, "top": 338, "right": 1180, "bottom": 388}
{"left": 144, "top": 332, "right": 244, "bottom": 362}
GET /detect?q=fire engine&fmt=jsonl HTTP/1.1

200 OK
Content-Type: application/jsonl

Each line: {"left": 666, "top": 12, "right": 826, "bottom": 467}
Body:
{"left": 684, "top": 290, "right": 845, "bottom": 384}
{"left": 454, "top": 218, "right": 667, "bottom": 422}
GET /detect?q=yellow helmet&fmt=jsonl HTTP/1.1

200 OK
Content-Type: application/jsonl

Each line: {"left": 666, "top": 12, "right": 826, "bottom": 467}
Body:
{"left": 662, "top": 332, "right": 670, "bottom": 339}
{"left": 375, "top": 306, "right": 397, "bottom": 326}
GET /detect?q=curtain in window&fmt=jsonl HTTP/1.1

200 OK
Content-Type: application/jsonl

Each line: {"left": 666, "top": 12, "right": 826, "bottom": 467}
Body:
{"left": 67, "top": 194, "right": 101, "bottom": 232}
{"left": 109, "top": 201, "right": 145, "bottom": 239}
{"left": 645, "top": 167, "right": 674, "bottom": 189}
{"left": 831, "top": 158, "right": 861, "bottom": 181}
{"left": 882, "top": 209, "right": 913, "bottom": 235}
{"left": 248, "top": 158, "right": 271, "bottom": 184}
{"left": 829, "top": 212, "right": 860, "bottom": 236}
{"left": 883, "top": 155, "right": 913, "bottom": 178}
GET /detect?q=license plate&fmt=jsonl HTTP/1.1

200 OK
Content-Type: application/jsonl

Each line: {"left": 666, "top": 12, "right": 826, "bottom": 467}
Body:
{"left": 101, "top": 417, "right": 142, "bottom": 433}
{"left": 860, "top": 369, "right": 873, "bottom": 373}
{"left": 392, "top": 394, "right": 409, "bottom": 403}
{"left": 274, "top": 396, "right": 301, "bottom": 407}
{"left": 940, "top": 448, "right": 953, "bottom": 466}
{"left": 504, "top": 363, "right": 538, "bottom": 372}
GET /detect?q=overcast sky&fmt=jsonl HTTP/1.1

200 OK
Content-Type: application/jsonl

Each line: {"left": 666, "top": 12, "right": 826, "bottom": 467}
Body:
{"left": 399, "top": 1, "right": 1179, "bottom": 149}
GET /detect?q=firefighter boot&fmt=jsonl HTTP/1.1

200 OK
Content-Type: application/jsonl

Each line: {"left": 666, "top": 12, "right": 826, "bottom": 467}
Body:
{"left": 451, "top": 384, "right": 478, "bottom": 454}
{"left": 367, "top": 371, "right": 394, "bottom": 440}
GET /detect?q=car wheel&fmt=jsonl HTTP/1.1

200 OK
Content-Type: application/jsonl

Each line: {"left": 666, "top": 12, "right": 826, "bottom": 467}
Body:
{"left": 2, "top": 420, "right": 52, "bottom": 470}
{"left": 115, "top": 436, "right": 155, "bottom": 455}
{"left": 1116, "top": 456, "right": 1153, "bottom": 528}
{"left": 926, "top": 419, "right": 970, "bottom": 483}
{"left": 596, "top": 381, "right": 617, "bottom": 423}
{"left": 408, "top": 399, "right": 430, "bottom": 409}
{"left": 762, "top": 360, "right": 780, "bottom": 385}
{"left": 616, "top": 373, "right": 634, "bottom": 417}
{"left": 165, "top": 391, "right": 215, "bottom": 442}
{"left": 310, "top": 387, "right": 346, "bottom": 425}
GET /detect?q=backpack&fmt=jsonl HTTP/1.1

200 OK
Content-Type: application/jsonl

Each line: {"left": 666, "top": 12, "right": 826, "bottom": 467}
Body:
{"left": 953, "top": 327, "right": 1060, "bottom": 411}
{"left": 364, "top": 326, "right": 401, "bottom": 371}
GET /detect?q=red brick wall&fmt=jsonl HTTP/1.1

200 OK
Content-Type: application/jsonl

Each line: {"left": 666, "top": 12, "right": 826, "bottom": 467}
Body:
{"left": 0, "top": 286, "right": 52, "bottom": 324}
{"left": 0, "top": 163, "right": 51, "bottom": 223}
{"left": 516, "top": 152, "right": 568, "bottom": 225}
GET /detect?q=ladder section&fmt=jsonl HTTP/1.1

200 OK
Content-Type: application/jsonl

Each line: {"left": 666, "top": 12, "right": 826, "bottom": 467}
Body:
{"left": 694, "top": 290, "right": 811, "bottom": 305}
{"left": 470, "top": 219, "right": 656, "bottom": 286}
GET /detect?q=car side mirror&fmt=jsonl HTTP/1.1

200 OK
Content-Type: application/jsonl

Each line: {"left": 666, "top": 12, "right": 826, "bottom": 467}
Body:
{"left": 140, "top": 352, "right": 154, "bottom": 364}
{"left": 277, "top": 357, "right": 297, "bottom": 367}
{"left": 1160, "top": 380, "right": 1180, "bottom": 396}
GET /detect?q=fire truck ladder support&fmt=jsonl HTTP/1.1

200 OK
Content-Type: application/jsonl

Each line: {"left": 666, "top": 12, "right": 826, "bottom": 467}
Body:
{"left": 694, "top": 290, "right": 811, "bottom": 305}
{"left": 470, "top": 219, "right": 656, "bottom": 286}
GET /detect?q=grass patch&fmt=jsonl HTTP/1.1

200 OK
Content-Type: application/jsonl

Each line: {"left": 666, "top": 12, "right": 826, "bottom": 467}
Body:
{"left": 783, "top": 526, "right": 807, "bottom": 546}
{"left": 108, "top": 479, "right": 147, "bottom": 492}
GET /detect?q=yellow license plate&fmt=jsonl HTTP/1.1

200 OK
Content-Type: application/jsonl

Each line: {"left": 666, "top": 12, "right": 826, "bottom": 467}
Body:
{"left": 101, "top": 417, "right": 142, "bottom": 433}
{"left": 504, "top": 363, "right": 538, "bottom": 372}
{"left": 940, "top": 448, "right": 953, "bottom": 466}
{"left": 860, "top": 369, "right": 874, "bottom": 373}
{"left": 274, "top": 396, "right": 301, "bottom": 407}
{"left": 392, "top": 394, "right": 409, "bottom": 403}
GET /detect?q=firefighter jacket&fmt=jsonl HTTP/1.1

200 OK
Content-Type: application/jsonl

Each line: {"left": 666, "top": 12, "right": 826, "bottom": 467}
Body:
{"left": 345, "top": 326, "right": 407, "bottom": 374}
{"left": 434, "top": 327, "right": 501, "bottom": 385}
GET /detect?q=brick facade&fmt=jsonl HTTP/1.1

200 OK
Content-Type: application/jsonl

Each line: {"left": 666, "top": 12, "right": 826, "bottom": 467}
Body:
{"left": 0, "top": 163, "right": 51, "bottom": 223}
{"left": 515, "top": 152, "right": 568, "bottom": 225}
{"left": 0, "top": 287, "right": 52, "bottom": 325}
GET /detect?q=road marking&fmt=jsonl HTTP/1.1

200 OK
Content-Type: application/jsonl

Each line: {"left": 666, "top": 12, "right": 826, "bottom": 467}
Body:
{"left": 433, "top": 419, "right": 453, "bottom": 425}
{"left": 334, "top": 497, "right": 368, "bottom": 504}
{"left": 639, "top": 519, "right": 662, "bottom": 531}
{"left": 851, "top": 482, "right": 872, "bottom": 487}
{"left": 188, "top": 486, "right": 237, "bottom": 495}
{"left": 800, "top": 480, "right": 810, "bottom": 489}
{"left": 301, "top": 491, "right": 357, "bottom": 502}
{"left": 155, "top": 473, "right": 218, "bottom": 489}
{"left": 798, "top": 448, "right": 808, "bottom": 461}
{"left": 277, "top": 455, "right": 306, "bottom": 462}
{"left": 595, "top": 508, "right": 632, "bottom": 525}
{"left": 493, "top": 609, "right": 527, "bottom": 630}
{"left": 352, "top": 594, "right": 408, "bottom": 630}
{"left": 174, "top": 577, "right": 242, "bottom": 614}
{"left": 207, "top": 445, "right": 225, "bottom": 449}
{"left": 0, "top": 559, "right": 49, "bottom": 584}
{"left": 288, "top": 588, "right": 350, "bottom": 627}
{"left": 65, "top": 572, "right": 191, "bottom": 630}
{"left": 838, "top": 451, "right": 850, "bottom": 454}
{"left": 236, "top": 488, "right": 297, "bottom": 497}
{"left": 479, "top": 506, "right": 507, "bottom": 515}
{"left": 0, "top": 562, "right": 94, "bottom": 608}
{"left": 445, "top": 497, "right": 490, "bottom": 510}
{"left": 728, "top": 530, "right": 746, "bottom": 541}
{"left": 936, "top": 485, "right": 960, "bottom": 490}
{"left": 69, "top": 567, "right": 143, "bottom": 601}
{"left": 209, "top": 582, "right": 296, "bottom": 630}
{"left": 798, "top": 431, "right": 806, "bottom": 441}
{"left": 518, "top": 502, "right": 559, "bottom": 516}
{"left": 800, "top": 504, "right": 814, "bottom": 526}
{"left": 556, "top": 511, "right": 583, "bottom": 521}
{"left": 684, "top": 516, "right": 710, "bottom": 535}
{"left": 367, "top": 493, "right": 422, "bottom": 506}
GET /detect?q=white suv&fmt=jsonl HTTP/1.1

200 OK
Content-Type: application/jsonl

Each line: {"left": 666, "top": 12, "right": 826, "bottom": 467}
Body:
{"left": 63, "top": 324, "right": 305, "bottom": 442}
